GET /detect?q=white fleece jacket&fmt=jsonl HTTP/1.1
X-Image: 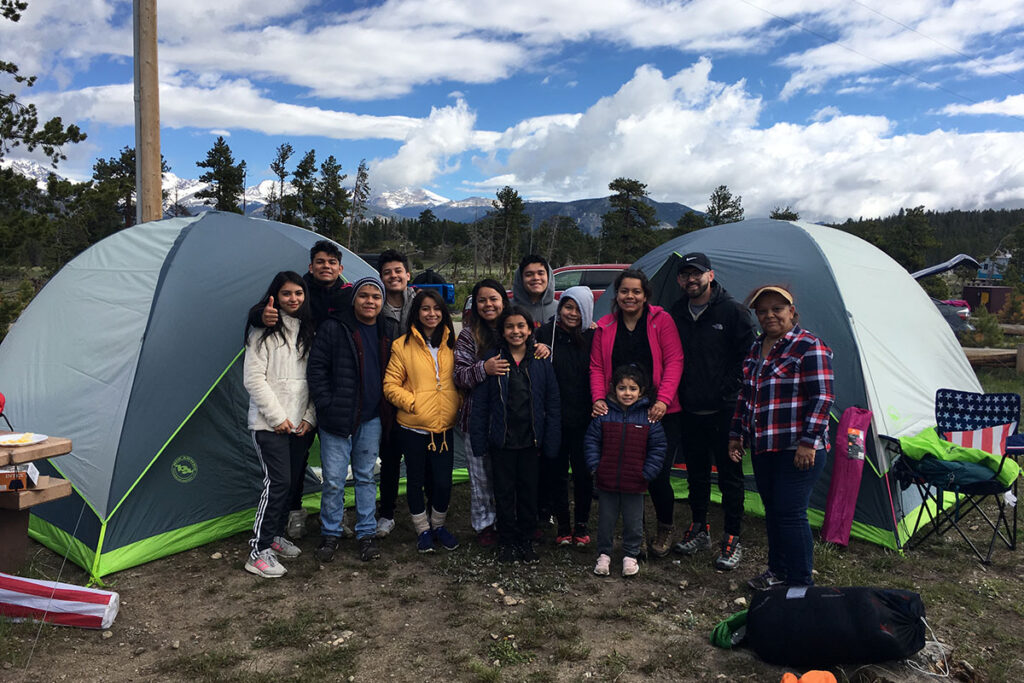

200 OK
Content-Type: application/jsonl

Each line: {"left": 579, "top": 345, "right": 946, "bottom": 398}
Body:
{"left": 243, "top": 314, "right": 317, "bottom": 432}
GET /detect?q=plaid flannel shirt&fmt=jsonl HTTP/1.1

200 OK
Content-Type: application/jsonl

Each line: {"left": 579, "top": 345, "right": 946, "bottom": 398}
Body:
{"left": 730, "top": 325, "right": 835, "bottom": 454}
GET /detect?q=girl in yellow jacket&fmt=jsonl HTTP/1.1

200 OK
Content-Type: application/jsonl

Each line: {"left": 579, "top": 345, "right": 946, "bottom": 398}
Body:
{"left": 383, "top": 288, "right": 461, "bottom": 553}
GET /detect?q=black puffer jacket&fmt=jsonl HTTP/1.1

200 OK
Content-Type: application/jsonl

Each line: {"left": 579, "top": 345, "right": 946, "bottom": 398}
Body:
{"left": 306, "top": 308, "right": 396, "bottom": 437}
{"left": 536, "top": 320, "right": 594, "bottom": 430}
{"left": 670, "top": 281, "right": 755, "bottom": 413}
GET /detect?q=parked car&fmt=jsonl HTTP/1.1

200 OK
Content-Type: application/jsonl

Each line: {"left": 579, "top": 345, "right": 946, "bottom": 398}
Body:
{"left": 552, "top": 263, "right": 631, "bottom": 302}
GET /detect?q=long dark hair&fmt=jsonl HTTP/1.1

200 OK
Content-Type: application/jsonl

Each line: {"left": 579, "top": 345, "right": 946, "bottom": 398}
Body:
{"left": 496, "top": 305, "right": 536, "bottom": 354}
{"left": 610, "top": 269, "right": 652, "bottom": 317}
{"left": 245, "top": 271, "right": 315, "bottom": 358}
{"left": 468, "top": 278, "right": 509, "bottom": 359}
{"left": 405, "top": 288, "right": 454, "bottom": 349}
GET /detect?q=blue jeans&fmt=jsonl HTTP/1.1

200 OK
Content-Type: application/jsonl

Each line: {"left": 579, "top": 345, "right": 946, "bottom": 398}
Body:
{"left": 751, "top": 447, "right": 827, "bottom": 586}
{"left": 319, "top": 418, "right": 382, "bottom": 540}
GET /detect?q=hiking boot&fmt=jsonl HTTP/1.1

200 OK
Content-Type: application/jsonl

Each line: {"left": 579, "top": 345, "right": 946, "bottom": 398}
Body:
{"left": 270, "top": 536, "right": 301, "bottom": 559}
{"left": 376, "top": 517, "right": 395, "bottom": 538}
{"left": 622, "top": 556, "right": 640, "bottom": 578}
{"left": 714, "top": 535, "right": 743, "bottom": 571}
{"left": 747, "top": 569, "right": 784, "bottom": 591}
{"left": 573, "top": 524, "right": 591, "bottom": 548}
{"left": 359, "top": 537, "right": 381, "bottom": 562}
{"left": 245, "top": 548, "right": 286, "bottom": 578}
{"left": 417, "top": 529, "right": 436, "bottom": 553}
{"left": 477, "top": 526, "right": 498, "bottom": 548}
{"left": 673, "top": 522, "right": 712, "bottom": 556}
{"left": 594, "top": 553, "right": 611, "bottom": 576}
{"left": 650, "top": 523, "right": 674, "bottom": 558}
{"left": 497, "top": 544, "right": 517, "bottom": 564}
{"left": 433, "top": 526, "right": 459, "bottom": 551}
{"left": 286, "top": 509, "right": 308, "bottom": 539}
{"left": 518, "top": 542, "right": 540, "bottom": 565}
{"left": 315, "top": 535, "right": 340, "bottom": 563}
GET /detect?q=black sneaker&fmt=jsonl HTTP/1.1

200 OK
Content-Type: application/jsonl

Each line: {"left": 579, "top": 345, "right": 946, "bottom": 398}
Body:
{"left": 359, "top": 537, "right": 380, "bottom": 562}
{"left": 518, "top": 542, "right": 540, "bottom": 565}
{"left": 316, "top": 535, "right": 340, "bottom": 563}
{"left": 747, "top": 569, "right": 784, "bottom": 591}
{"left": 497, "top": 544, "right": 517, "bottom": 564}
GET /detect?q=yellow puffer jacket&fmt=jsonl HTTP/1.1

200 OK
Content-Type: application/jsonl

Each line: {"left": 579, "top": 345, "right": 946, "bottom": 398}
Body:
{"left": 383, "top": 325, "right": 461, "bottom": 436}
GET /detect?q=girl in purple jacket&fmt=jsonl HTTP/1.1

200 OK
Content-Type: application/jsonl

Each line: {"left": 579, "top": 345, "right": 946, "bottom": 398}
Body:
{"left": 584, "top": 365, "right": 667, "bottom": 577}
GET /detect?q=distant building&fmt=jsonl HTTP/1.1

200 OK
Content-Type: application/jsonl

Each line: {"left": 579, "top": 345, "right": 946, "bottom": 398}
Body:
{"left": 978, "top": 251, "right": 1010, "bottom": 280}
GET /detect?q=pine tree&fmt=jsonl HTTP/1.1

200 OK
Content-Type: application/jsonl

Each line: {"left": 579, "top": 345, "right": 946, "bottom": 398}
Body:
{"left": 313, "top": 155, "right": 349, "bottom": 239}
{"left": 348, "top": 159, "right": 370, "bottom": 250}
{"left": 194, "top": 136, "right": 246, "bottom": 213}
{"left": 491, "top": 186, "right": 530, "bottom": 273}
{"left": 705, "top": 185, "right": 744, "bottom": 225}
{"left": 268, "top": 142, "right": 293, "bottom": 221}
{"left": 91, "top": 146, "right": 169, "bottom": 228}
{"left": 288, "top": 149, "right": 317, "bottom": 226}
{"left": 675, "top": 210, "right": 707, "bottom": 235}
{"left": 600, "top": 177, "right": 658, "bottom": 260}
{"left": 769, "top": 206, "right": 799, "bottom": 221}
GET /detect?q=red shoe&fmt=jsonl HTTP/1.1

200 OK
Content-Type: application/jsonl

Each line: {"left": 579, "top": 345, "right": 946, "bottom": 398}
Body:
{"left": 555, "top": 534, "right": 573, "bottom": 546}
{"left": 573, "top": 524, "right": 591, "bottom": 547}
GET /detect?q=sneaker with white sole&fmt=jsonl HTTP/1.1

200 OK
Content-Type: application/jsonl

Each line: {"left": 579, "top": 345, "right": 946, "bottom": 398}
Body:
{"left": 594, "top": 553, "right": 611, "bottom": 576}
{"left": 673, "top": 522, "right": 711, "bottom": 556}
{"left": 376, "top": 517, "right": 396, "bottom": 538}
{"left": 270, "top": 535, "right": 301, "bottom": 559}
{"left": 747, "top": 568, "right": 784, "bottom": 591}
{"left": 622, "top": 556, "right": 640, "bottom": 577}
{"left": 714, "top": 535, "right": 742, "bottom": 571}
{"left": 245, "top": 548, "right": 286, "bottom": 578}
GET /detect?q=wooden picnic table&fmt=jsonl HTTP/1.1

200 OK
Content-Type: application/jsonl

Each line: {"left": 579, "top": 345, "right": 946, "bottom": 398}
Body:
{"left": 0, "top": 433, "right": 73, "bottom": 572}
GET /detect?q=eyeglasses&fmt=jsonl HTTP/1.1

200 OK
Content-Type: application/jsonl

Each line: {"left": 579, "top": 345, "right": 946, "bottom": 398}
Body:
{"left": 679, "top": 271, "right": 704, "bottom": 281}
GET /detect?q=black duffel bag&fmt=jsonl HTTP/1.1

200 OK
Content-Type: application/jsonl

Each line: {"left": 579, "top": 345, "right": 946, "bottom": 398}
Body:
{"left": 745, "top": 586, "right": 925, "bottom": 667}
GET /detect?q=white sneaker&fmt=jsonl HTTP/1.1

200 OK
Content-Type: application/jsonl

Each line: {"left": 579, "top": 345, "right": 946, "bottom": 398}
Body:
{"left": 594, "top": 553, "right": 611, "bottom": 576}
{"left": 245, "top": 548, "right": 286, "bottom": 578}
{"left": 270, "top": 536, "right": 301, "bottom": 559}
{"left": 622, "top": 556, "right": 640, "bottom": 577}
{"left": 287, "top": 509, "right": 308, "bottom": 539}
{"left": 376, "top": 517, "right": 396, "bottom": 538}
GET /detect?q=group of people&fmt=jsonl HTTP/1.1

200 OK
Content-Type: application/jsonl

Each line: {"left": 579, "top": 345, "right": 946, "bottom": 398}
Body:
{"left": 241, "top": 240, "right": 835, "bottom": 590}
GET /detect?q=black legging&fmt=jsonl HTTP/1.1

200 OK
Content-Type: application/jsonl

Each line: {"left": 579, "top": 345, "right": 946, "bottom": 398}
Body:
{"left": 537, "top": 422, "right": 592, "bottom": 534}
{"left": 648, "top": 412, "right": 682, "bottom": 525}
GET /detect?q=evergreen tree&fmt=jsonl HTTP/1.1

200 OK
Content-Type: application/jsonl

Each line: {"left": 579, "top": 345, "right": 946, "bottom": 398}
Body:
{"left": 194, "top": 136, "right": 246, "bottom": 213}
{"left": 877, "top": 206, "right": 937, "bottom": 272}
{"left": 268, "top": 142, "right": 293, "bottom": 221}
{"left": 1, "top": 1, "right": 86, "bottom": 166}
{"left": 705, "top": 185, "right": 744, "bottom": 225}
{"left": 348, "top": 158, "right": 370, "bottom": 250}
{"left": 600, "top": 177, "right": 657, "bottom": 260}
{"left": 91, "top": 146, "right": 169, "bottom": 228}
{"left": 769, "top": 206, "right": 799, "bottom": 221}
{"left": 288, "top": 149, "right": 318, "bottom": 226}
{"left": 675, "top": 210, "right": 707, "bottom": 235}
{"left": 312, "top": 155, "right": 349, "bottom": 239}
{"left": 491, "top": 185, "right": 530, "bottom": 274}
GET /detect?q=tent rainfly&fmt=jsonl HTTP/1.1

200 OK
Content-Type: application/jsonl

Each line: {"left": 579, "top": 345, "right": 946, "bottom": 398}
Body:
{"left": 0, "top": 212, "right": 377, "bottom": 581}
{"left": 594, "top": 219, "right": 982, "bottom": 549}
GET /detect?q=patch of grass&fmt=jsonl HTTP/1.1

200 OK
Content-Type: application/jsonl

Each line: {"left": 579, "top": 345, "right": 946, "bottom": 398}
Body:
{"left": 253, "top": 607, "right": 333, "bottom": 649}
{"left": 552, "top": 640, "right": 590, "bottom": 663}
{"left": 153, "top": 650, "right": 250, "bottom": 680}
{"left": 463, "top": 659, "right": 502, "bottom": 682}
{"left": 486, "top": 638, "right": 536, "bottom": 666}
{"left": 205, "top": 615, "right": 233, "bottom": 633}
{"left": 601, "top": 649, "right": 631, "bottom": 679}
{"left": 293, "top": 644, "right": 360, "bottom": 681}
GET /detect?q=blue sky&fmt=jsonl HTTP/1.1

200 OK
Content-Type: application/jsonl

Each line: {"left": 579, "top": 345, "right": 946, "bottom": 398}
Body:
{"left": 3, "top": 0, "right": 1023, "bottom": 221}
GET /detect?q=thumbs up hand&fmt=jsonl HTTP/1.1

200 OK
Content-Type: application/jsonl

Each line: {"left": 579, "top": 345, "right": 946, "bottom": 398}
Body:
{"left": 261, "top": 295, "right": 279, "bottom": 327}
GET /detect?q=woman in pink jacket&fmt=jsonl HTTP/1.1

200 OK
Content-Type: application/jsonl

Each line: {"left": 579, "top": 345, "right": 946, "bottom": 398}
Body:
{"left": 590, "top": 269, "right": 684, "bottom": 557}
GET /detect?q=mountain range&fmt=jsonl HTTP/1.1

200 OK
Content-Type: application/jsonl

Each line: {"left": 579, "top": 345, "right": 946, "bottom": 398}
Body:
{"left": 2, "top": 159, "right": 697, "bottom": 235}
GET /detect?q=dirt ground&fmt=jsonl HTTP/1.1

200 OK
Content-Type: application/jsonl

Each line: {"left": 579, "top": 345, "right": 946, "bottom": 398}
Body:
{"left": 2, "top": 484, "right": 1023, "bottom": 683}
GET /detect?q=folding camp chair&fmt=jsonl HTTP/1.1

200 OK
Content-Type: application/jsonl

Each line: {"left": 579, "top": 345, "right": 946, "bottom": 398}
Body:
{"left": 894, "top": 389, "right": 1020, "bottom": 564}
{"left": 0, "top": 392, "right": 12, "bottom": 431}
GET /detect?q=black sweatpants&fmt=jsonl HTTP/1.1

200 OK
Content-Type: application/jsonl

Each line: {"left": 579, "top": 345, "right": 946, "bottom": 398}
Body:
{"left": 680, "top": 410, "right": 745, "bottom": 536}
{"left": 492, "top": 447, "right": 539, "bottom": 546}
{"left": 538, "top": 422, "right": 592, "bottom": 534}
{"left": 377, "top": 424, "right": 403, "bottom": 520}
{"left": 250, "top": 430, "right": 314, "bottom": 557}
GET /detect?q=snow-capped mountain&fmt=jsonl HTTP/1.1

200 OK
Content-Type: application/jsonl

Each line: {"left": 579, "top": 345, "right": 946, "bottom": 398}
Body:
{"left": 0, "top": 158, "right": 64, "bottom": 190}
{"left": 371, "top": 187, "right": 450, "bottom": 211}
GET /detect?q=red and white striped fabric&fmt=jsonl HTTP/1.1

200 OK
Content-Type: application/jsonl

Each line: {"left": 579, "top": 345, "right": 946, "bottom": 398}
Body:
{"left": 942, "top": 422, "right": 1017, "bottom": 456}
{"left": 0, "top": 572, "right": 119, "bottom": 629}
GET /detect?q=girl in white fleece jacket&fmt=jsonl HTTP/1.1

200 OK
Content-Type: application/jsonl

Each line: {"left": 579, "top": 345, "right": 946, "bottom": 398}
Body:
{"left": 242, "top": 271, "right": 317, "bottom": 578}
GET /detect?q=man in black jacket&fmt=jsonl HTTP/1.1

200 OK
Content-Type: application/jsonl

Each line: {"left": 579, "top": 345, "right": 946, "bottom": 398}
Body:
{"left": 306, "top": 276, "right": 396, "bottom": 563}
{"left": 254, "top": 240, "right": 352, "bottom": 330}
{"left": 670, "top": 253, "right": 755, "bottom": 571}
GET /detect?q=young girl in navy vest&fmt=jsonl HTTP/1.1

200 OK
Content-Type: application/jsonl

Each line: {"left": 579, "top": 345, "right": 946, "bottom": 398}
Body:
{"left": 584, "top": 365, "right": 667, "bottom": 577}
{"left": 470, "top": 306, "right": 561, "bottom": 564}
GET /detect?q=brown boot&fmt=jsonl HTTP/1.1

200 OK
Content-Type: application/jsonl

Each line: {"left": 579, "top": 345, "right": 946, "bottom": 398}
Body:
{"left": 650, "top": 523, "right": 674, "bottom": 558}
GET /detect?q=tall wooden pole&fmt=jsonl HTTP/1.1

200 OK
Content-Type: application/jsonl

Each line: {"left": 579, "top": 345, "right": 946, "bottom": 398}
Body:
{"left": 134, "top": 0, "right": 162, "bottom": 224}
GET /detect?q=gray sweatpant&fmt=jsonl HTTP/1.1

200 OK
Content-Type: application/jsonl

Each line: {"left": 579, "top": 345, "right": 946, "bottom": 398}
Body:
{"left": 596, "top": 490, "right": 644, "bottom": 558}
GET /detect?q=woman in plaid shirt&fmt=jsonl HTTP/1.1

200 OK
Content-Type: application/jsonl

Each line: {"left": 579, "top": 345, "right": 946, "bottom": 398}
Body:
{"left": 728, "top": 285, "right": 834, "bottom": 590}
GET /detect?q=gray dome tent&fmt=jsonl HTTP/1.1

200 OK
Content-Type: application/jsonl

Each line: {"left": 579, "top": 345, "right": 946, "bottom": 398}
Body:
{"left": 0, "top": 212, "right": 376, "bottom": 580}
{"left": 595, "top": 218, "right": 981, "bottom": 548}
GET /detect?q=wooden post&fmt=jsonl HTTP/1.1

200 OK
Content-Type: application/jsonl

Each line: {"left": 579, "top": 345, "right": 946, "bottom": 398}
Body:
{"left": 134, "top": 0, "right": 162, "bottom": 224}
{"left": 1016, "top": 344, "right": 1024, "bottom": 374}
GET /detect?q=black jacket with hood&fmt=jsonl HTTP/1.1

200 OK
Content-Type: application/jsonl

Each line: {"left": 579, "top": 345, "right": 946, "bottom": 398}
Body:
{"left": 670, "top": 281, "right": 755, "bottom": 413}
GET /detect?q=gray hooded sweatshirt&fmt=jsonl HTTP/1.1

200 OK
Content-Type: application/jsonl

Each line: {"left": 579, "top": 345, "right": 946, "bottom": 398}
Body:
{"left": 511, "top": 262, "right": 557, "bottom": 326}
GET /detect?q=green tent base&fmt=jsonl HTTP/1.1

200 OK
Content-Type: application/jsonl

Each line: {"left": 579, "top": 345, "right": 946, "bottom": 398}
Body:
{"left": 29, "top": 469, "right": 471, "bottom": 584}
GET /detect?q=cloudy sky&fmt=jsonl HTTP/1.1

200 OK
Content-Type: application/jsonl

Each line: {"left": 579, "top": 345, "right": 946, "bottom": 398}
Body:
{"left": 3, "top": 0, "right": 1024, "bottom": 221}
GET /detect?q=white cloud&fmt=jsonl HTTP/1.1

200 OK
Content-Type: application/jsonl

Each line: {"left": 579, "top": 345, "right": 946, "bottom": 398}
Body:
{"left": 938, "top": 94, "right": 1024, "bottom": 117}
{"left": 209, "top": 129, "right": 231, "bottom": 137}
